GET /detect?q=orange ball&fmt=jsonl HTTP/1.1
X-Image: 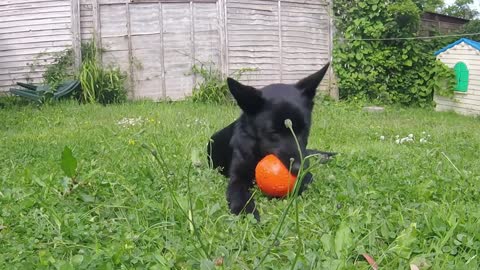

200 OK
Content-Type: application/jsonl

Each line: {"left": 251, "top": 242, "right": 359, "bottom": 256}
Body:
{"left": 255, "top": 154, "right": 297, "bottom": 197}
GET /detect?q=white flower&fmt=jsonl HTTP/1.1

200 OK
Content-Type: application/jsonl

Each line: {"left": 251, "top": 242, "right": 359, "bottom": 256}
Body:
{"left": 420, "top": 138, "right": 427, "bottom": 143}
{"left": 117, "top": 117, "right": 144, "bottom": 127}
{"left": 395, "top": 139, "right": 401, "bottom": 144}
{"left": 380, "top": 135, "right": 385, "bottom": 141}
{"left": 408, "top": 134, "right": 414, "bottom": 138}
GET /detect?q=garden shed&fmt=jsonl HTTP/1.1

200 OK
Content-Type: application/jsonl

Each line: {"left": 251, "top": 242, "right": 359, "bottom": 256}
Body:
{"left": 0, "top": 0, "right": 334, "bottom": 101}
{"left": 434, "top": 38, "right": 480, "bottom": 116}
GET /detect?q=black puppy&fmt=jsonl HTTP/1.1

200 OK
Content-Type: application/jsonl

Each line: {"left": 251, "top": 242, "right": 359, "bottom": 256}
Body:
{"left": 207, "top": 62, "right": 335, "bottom": 220}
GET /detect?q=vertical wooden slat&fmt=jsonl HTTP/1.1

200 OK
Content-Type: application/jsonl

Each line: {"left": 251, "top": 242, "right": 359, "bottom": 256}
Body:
{"left": 159, "top": 2, "right": 167, "bottom": 98}
{"left": 71, "top": 0, "right": 82, "bottom": 71}
{"left": 223, "top": 0, "right": 229, "bottom": 75}
{"left": 190, "top": 1, "right": 196, "bottom": 86}
{"left": 328, "top": 0, "right": 338, "bottom": 100}
{"left": 126, "top": 2, "right": 135, "bottom": 98}
{"left": 92, "top": 0, "right": 102, "bottom": 63}
{"left": 217, "top": 0, "right": 226, "bottom": 78}
{"left": 278, "top": 0, "right": 282, "bottom": 83}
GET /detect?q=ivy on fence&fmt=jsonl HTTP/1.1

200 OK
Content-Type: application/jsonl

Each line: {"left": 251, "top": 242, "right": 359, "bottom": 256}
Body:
{"left": 332, "top": 0, "right": 457, "bottom": 106}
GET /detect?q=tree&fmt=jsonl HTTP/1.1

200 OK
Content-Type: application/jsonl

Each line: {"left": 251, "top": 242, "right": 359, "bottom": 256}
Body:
{"left": 441, "top": 0, "right": 479, "bottom": 20}
{"left": 415, "top": 0, "right": 445, "bottom": 12}
{"left": 462, "top": 19, "right": 480, "bottom": 40}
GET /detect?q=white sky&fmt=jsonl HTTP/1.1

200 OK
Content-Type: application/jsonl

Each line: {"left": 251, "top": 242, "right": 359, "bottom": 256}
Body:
{"left": 444, "top": 0, "right": 480, "bottom": 11}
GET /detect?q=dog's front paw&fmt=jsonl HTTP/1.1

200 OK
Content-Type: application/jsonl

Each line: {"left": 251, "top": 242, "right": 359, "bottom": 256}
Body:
{"left": 229, "top": 198, "right": 260, "bottom": 220}
{"left": 227, "top": 193, "right": 260, "bottom": 222}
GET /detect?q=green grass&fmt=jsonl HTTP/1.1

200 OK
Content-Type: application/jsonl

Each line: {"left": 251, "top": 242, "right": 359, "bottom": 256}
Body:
{"left": 1, "top": 100, "right": 479, "bottom": 269}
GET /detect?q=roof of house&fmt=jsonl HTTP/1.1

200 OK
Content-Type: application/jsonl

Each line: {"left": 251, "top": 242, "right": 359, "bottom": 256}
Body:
{"left": 434, "top": 38, "right": 480, "bottom": 56}
{"left": 422, "top": 11, "right": 470, "bottom": 24}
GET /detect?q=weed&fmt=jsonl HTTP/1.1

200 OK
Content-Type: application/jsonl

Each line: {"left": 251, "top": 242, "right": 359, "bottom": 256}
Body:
{"left": 43, "top": 49, "right": 75, "bottom": 90}
{"left": 189, "top": 62, "right": 256, "bottom": 104}
{"left": 79, "top": 42, "right": 128, "bottom": 105}
{"left": 37, "top": 41, "right": 127, "bottom": 105}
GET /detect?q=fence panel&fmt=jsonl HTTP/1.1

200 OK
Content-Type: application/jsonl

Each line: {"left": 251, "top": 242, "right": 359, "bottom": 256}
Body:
{"left": 0, "top": 0, "right": 74, "bottom": 91}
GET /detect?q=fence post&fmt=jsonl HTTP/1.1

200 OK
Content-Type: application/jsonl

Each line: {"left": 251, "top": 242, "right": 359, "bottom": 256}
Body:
{"left": 278, "top": 0, "right": 283, "bottom": 83}
{"left": 92, "top": 0, "right": 102, "bottom": 64}
{"left": 71, "top": 0, "right": 82, "bottom": 71}
{"left": 223, "top": 0, "right": 229, "bottom": 77}
{"left": 328, "top": 0, "right": 339, "bottom": 100}
{"left": 217, "top": 0, "right": 226, "bottom": 78}
{"left": 126, "top": 2, "right": 135, "bottom": 99}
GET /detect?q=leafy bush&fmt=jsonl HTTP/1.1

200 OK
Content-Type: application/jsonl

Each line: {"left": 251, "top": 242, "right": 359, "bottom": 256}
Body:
{"left": 43, "top": 49, "right": 75, "bottom": 90}
{"left": 40, "top": 42, "right": 128, "bottom": 105}
{"left": 189, "top": 63, "right": 255, "bottom": 104}
{"left": 78, "top": 42, "right": 128, "bottom": 105}
{"left": 333, "top": 0, "right": 456, "bottom": 106}
{"left": 462, "top": 19, "right": 480, "bottom": 41}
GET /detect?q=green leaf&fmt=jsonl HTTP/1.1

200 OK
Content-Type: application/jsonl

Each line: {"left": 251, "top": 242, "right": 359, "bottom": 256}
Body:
{"left": 57, "top": 261, "right": 74, "bottom": 270}
{"left": 72, "top": 255, "right": 84, "bottom": 265}
{"left": 61, "top": 146, "right": 77, "bottom": 178}
{"left": 334, "top": 222, "right": 352, "bottom": 258}
{"left": 321, "top": 233, "right": 334, "bottom": 254}
{"left": 389, "top": 223, "right": 417, "bottom": 259}
{"left": 200, "top": 259, "right": 215, "bottom": 270}
{"left": 80, "top": 193, "right": 95, "bottom": 203}
{"left": 33, "top": 176, "right": 46, "bottom": 187}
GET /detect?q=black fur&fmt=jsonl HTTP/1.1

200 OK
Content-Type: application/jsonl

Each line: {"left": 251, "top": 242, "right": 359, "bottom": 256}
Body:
{"left": 207, "top": 62, "right": 335, "bottom": 221}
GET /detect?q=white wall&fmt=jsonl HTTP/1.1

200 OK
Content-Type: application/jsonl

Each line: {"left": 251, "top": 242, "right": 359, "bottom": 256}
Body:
{"left": 435, "top": 42, "right": 480, "bottom": 116}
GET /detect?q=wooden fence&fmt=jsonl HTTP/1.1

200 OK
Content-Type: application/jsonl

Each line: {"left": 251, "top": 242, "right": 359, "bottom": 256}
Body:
{"left": 1, "top": 0, "right": 334, "bottom": 100}
{"left": 0, "top": 0, "right": 78, "bottom": 92}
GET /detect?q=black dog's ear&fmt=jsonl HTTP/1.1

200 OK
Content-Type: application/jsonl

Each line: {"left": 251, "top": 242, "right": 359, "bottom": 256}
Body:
{"left": 295, "top": 62, "right": 330, "bottom": 99}
{"left": 227, "top": 77, "right": 264, "bottom": 114}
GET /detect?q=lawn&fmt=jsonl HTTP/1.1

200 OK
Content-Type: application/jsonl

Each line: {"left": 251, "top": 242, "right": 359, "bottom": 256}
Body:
{"left": 1, "top": 100, "right": 479, "bottom": 269}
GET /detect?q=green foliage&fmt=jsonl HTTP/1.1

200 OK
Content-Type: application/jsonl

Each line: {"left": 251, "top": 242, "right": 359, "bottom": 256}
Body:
{"left": 189, "top": 63, "right": 255, "bottom": 104}
{"left": 418, "top": 0, "right": 446, "bottom": 12}
{"left": 79, "top": 42, "right": 128, "bottom": 105}
{"left": 463, "top": 19, "right": 480, "bottom": 40}
{"left": 43, "top": 49, "right": 75, "bottom": 90}
{"left": 389, "top": 0, "right": 421, "bottom": 35}
{"left": 0, "top": 95, "right": 25, "bottom": 109}
{"left": 441, "top": 0, "right": 479, "bottom": 20}
{"left": 60, "top": 146, "right": 77, "bottom": 179}
{"left": 1, "top": 101, "right": 480, "bottom": 268}
{"left": 333, "top": 0, "right": 457, "bottom": 106}
{"left": 79, "top": 60, "right": 127, "bottom": 105}
{"left": 428, "top": 60, "right": 457, "bottom": 98}
{"left": 40, "top": 42, "right": 127, "bottom": 105}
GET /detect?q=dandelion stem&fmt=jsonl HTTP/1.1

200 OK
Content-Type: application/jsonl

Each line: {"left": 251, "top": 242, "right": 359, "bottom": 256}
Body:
{"left": 441, "top": 152, "right": 462, "bottom": 176}
{"left": 142, "top": 143, "right": 209, "bottom": 258}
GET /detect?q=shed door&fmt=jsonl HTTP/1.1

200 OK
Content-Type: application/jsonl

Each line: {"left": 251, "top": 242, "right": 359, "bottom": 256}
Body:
{"left": 454, "top": 62, "right": 469, "bottom": 92}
